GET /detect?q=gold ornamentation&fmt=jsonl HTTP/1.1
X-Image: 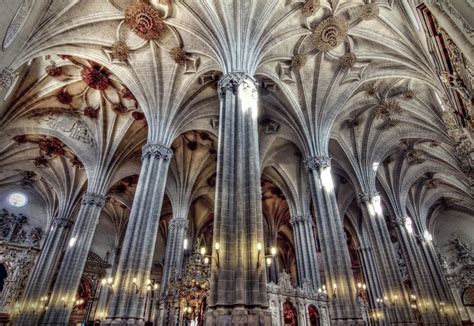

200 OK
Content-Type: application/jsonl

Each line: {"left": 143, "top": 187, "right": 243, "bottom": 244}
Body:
{"left": 312, "top": 16, "right": 348, "bottom": 52}
{"left": 125, "top": 0, "right": 165, "bottom": 40}
{"left": 291, "top": 54, "right": 307, "bottom": 70}
{"left": 111, "top": 41, "right": 129, "bottom": 61}
{"left": 339, "top": 52, "right": 356, "bottom": 68}
{"left": 302, "top": 0, "right": 321, "bottom": 17}
{"left": 170, "top": 47, "right": 186, "bottom": 65}
{"left": 358, "top": 3, "right": 379, "bottom": 21}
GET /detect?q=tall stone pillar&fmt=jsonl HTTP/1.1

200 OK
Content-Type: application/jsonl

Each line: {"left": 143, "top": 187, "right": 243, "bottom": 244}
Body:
{"left": 206, "top": 72, "right": 271, "bottom": 325}
{"left": 105, "top": 143, "right": 172, "bottom": 324}
{"left": 15, "top": 216, "right": 73, "bottom": 325}
{"left": 290, "top": 214, "right": 320, "bottom": 289}
{"left": 391, "top": 217, "right": 442, "bottom": 324}
{"left": 305, "top": 156, "right": 362, "bottom": 324}
{"left": 420, "top": 240, "right": 462, "bottom": 324}
{"left": 160, "top": 217, "right": 188, "bottom": 297}
{"left": 92, "top": 245, "right": 121, "bottom": 320}
{"left": 358, "top": 192, "right": 413, "bottom": 324}
{"left": 41, "top": 192, "right": 106, "bottom": 324}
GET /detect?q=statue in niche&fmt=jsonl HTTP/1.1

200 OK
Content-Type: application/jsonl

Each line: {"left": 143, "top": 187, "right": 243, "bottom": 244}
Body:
{"left": 283, "top": 301, "right": 298, "bottom": 326}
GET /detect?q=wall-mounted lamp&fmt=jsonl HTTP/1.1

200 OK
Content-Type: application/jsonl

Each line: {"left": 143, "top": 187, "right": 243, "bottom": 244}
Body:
{"left": 256, "top": 243, "right": 277, "bottom": 269}
{"left": 200, "top": 242, "right": 220, "bottom": 268}
{"left": 131, "top": 277, "right": 139, "bottom": 294}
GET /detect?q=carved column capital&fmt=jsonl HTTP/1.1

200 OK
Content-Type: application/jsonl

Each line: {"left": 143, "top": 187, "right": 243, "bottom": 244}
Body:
{"left": 142, "top": 143, "right": 173, "bottom": 161}
{"left": 304, "top": 155, "right": 331, "bottom": 170}
{"left": 218, "top": 72, "right": 258, "bottom": 98}
{"left": 357, "top": 192, "right": 379, "bottom": 203}
{"left": 290, "top": 214, "right": 313, "bottom": 226}
{"left": 82, "top": 192, "right": 106, "bottom": 207}
{"left": 52, "top": 217, "right": 73, "bottom": 228}
{"left": 168, "top": 217, "right": 188, "bottom": 230}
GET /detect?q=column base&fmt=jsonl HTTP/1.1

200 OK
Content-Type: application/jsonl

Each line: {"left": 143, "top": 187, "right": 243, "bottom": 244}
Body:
{"left": 205, "top": 307, "right": 272, "bottom": 326}
{"left": 330, "top": 318, "right": 367, "bottom": 325}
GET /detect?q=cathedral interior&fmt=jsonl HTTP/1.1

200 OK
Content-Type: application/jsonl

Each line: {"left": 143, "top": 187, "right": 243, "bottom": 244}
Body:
{"left": 0, "top": 0, "right": 473, "bottom": 325}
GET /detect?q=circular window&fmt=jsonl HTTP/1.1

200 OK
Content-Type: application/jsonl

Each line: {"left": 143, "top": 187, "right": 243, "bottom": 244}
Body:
{"left": 7, "top": 192, "right": 28, "bottom": 208}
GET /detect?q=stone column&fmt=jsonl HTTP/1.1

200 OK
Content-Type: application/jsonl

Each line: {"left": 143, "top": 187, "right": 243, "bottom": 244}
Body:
{"left": 420, "top": 240, "right": 462, "bottom": 324}
{"left": 305, "top": 156, "right": 362, "bottom": 324}
{"left": 290, "top": 214, "right": 320, "bottom": 289}
{"left": 105, "top": 143, "right": 172, "bottom": 324}
{"left": 15, "top": 217, "right": 73, "bottom": 325}
{"left": 358, "top": 192, "right": 412, "bottom": 324}
{"left": 41, "top": 192, "right": 106, "bottom": 324}
{"left": 92, "top": 245, "right": 121, "bottom": 320}
{"left": 206, "top": 72, "right": 271, "bottom": 325}
{"left": 390, "top": 217, "right": 443, "bottom": 324}
{"left": 160, "top": 217, "right": 188, "bottom": 297}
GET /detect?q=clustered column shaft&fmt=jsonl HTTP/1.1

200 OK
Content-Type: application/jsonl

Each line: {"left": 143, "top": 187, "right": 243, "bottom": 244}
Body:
{"left": 290, "top": 214, "right": 320, "bottom": 289}
{"left": 160, "top": 217, "right": 188, "bottom": 297}
{"left": 305, "top": 156, "right": 362, "bottom": 324}
{"left": 206, "top": 72, "right": 270, "bottom": 325}
{"left": 42, "top": 192, "right": 106, "bottom": 324}
{"left": 105, "top": 142, "right": 172, "bottom": 324}
{"left": 358, "top": 193, "right": 412, "bottom": 323}
{"left": 16, "top": 216, "right": 73, "bottom": 325}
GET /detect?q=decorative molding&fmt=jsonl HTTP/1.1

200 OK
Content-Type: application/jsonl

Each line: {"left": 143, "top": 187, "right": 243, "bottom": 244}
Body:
{"left": 435, "top": 1, "right": 474, "bottom": 38}
{"left": 357, "top": 192, "right": 379, "bottom": 203}
{"left": 168, "top": 217, "right": 188, "bottom": 230}
{"left": 52, "top": 217, "right": 73, "bottom": 228}
{"left": 290, "top": 214, "right": 313, "bottom": 226}
{"left": 82, "top": 192, "right": 106, "bottom": 207}
{"left": 2, "top": 0, "right": 34, "bottom": 50}
{"left": 304, "top": 155, "right": 331, "bottom": 170}
{"left": 142, "top": 142, "right": 173, "bottom": 161}
{"left": 0, "top": 67, "right": 15, "bottom": 90}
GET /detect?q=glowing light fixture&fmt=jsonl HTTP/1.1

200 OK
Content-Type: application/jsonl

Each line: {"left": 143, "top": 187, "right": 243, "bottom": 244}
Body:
{"left": 8, "top": 192, "right": 28, "bottom": 207}
{"left": 183, "top": 238, "right": 188, "bottom": 250}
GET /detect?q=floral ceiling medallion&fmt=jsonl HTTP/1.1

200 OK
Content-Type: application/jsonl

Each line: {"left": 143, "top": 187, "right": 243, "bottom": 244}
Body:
{"left": 111, "top": 41, "right": 130, "bottom": 61}
{"left": 358, "top": 3, "right": 379, "bottom": 21}
{"left": 302, "top": 0, "right": 321, "bottom": 17}
{"left": 81, "top": 66, "right": 110, "bottom": 90}
{"left": 312, "top": 16, "right": 348, "bottom": 52}
{"left": 125, "top": 0, "right": 165, "bottom": 40}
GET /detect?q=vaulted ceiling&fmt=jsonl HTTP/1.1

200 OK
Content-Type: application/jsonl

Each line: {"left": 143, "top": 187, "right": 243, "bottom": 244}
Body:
{"left": 0, "top": 0, "right": 472, "bottom": 261}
